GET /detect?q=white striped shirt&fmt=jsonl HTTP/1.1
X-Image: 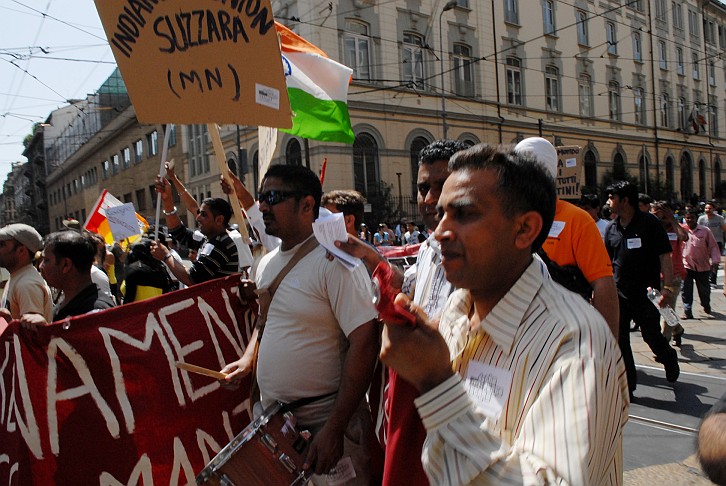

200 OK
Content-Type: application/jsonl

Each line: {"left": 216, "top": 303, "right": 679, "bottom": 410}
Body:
{"left": 414, "top": 256, "right": 629, "bottom": 485}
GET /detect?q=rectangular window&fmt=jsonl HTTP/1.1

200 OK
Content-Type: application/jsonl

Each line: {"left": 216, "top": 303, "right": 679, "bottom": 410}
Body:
{"left": 660, "top": 94, "right": 670, "bottom": 127}
{"left": 543, "top": 1, "right": 555, "bottom": 35}
{"left": 576, "top": 10, "right": 588, "bottom": 46}
{"left": 673, "top": 3, "right": 683, "bottom": 30}
{"left": 693, "top": 52, "right": 700, "bottom": 80}
{"left": 709, "top": 61, "right": 716, "bottom": 86}
{"left": 678, "top": 97, "right": 687, "bottom": 130}
{"left": 135, "top": 189, "right": 146, "bottom": 211}
{"left": 710, "top": 101, "right": 718, "bottom": 136}
{"left": 123, "top": 147, "right": 131, "bottom": 169}
{"left": 634, "top": 87, "right": 645, "bottom": 125}
{"left": 579, "top": 74, "right": 592, "bottom": 117}
{"left": 402, "top": 33, "right": 426, "bottom": 88}
{"left": 101, "top": 160, "right": 109, "bottom": 179}
{"left": 720, "top": 25, "right": 726, "bottom": 49}
{"left": 504, "top": 0, "right": 518, "bottom": 24}
{"left": 148, "top": 131, "right": 159, "bottom": 156}
{"left": 112, "top": 154, "right": 119, "bottom": 175}
{"left": 134, "top": 140, "right": 143, "bottom": 163}
{"left": 545, "top": 66, "right": 559, "bottom": 111}
{"left": 688, "top": 10, "right": 699, "bottom": 38}
{"left": 655, "top": 0, "right": 666, "bottom": 21}
{"left": 506, "top": 57, "right": 522, "bottom": 105}
{"left": 606, "top": 22, "right": 617, "bottom": 55}
{"left": 453, "top": 44, "right": 474, "bottom": 96}
{"left": 608, "top": 82, "right": 620, "bottom": 121}
{"left": 658, "top": 41, "right": 667, "bottom": 70}
{"left": 633, "top": 32, "right": 642, "bottom": 62}
{"left": 123, "top": 193, "right": 132, "bottom": 204}
{"left": 344, "top": 20, "right": 371, "bottom": 81}
{"left": 676, "top": 47, "right": 685, "bottom": 75}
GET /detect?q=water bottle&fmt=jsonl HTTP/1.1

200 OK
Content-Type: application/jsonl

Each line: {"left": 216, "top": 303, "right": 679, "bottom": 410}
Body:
{"left": 647, "top": 287, "right": 680, "bottom": 328}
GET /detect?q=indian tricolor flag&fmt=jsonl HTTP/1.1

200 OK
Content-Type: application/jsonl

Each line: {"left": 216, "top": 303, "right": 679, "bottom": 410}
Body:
{"left": 275, "top": 22, "right": 355, "bottom": 144}
{"left": 83, "top": 189, "right": 149, "bottom": 245}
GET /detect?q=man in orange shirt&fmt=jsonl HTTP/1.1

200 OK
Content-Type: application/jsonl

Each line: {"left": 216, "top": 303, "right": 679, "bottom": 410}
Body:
{"left": 515, "top": 138, "right": 619, "bottom": 337}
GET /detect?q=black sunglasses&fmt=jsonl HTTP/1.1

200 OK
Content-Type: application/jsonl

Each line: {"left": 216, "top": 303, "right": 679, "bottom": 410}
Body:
{"left": 258, "top": 190, "right": 301, "bottom": 206}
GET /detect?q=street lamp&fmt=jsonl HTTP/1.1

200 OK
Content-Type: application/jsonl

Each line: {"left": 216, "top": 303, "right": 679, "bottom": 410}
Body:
{"left": 439, "top": 0, "right": 457, "bottom": 139}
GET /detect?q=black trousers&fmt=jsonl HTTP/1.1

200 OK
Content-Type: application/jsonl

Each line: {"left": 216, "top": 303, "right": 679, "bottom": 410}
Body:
{"left": 618, "top": 293, "right": 676, "bottom": 392}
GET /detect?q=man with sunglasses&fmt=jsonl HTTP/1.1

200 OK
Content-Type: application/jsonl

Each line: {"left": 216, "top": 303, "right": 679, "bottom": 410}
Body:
{"left": 222, "top": 165, "right": 378, "bottom": 485}
{"left": 0, "top": 223, "right": 53, "bottom": 323}
{"left": 151, "top": 175, "right": 239, "bottom": 285}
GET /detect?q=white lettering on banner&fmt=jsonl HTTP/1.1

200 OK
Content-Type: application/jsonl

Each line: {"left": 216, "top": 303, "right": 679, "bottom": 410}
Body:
{"left": 196, "top": 427, "right": 224, "bottom": 467}
{"left": 47, "top": 338, "right": 121, "bottom": 455}
{"left": 11, "top": 336, "right": 42, "bottom": 459}
{"left": 100, "top": 311, "right": 181, "bottom": 434}
{"left": 170, "top": 436, "right": 196, "bottom": 486}
{"left": 0, "top": 454, "right": 19, "bottom": 483}
{"left": 99, "top": 453, "right": 153, "bottom": 486}
{"left": 0, "top": 341, "right": 8, "bottom": 426}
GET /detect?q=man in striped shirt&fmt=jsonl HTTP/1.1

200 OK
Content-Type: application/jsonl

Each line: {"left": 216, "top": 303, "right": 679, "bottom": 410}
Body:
{"left": 381, "top": 144, "right": 630, "bottom": 485}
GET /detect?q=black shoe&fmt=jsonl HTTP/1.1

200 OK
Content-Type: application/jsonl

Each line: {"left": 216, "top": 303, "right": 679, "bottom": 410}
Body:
{"left": 682, "top": 312, "right": 693, "bottom": 320}
{"left": 673, "top": 332, "right": 683, "bottom": 347}
{"left": 630, "top": 322, "right": 640, "bottom": 332}
{"left": 704, "top": 306, "right": 712, "bottom": 314}
{"left": 664, "top": 351, "right": 680, "bottom": 383}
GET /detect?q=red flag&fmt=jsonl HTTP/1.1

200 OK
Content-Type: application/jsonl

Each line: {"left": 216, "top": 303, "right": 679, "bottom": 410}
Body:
{"left": 319, "top": 157, "right": 328, "bottom": 185}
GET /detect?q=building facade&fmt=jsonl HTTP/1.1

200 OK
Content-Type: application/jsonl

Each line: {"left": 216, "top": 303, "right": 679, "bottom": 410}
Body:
{"left": 5, "top": 0, "right": 726, "bottom": 233}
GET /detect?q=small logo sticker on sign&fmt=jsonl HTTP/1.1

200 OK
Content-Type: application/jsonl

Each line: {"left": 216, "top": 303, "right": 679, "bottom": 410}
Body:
{"left": 256, "top": 84, "right": 280, "bottom": 110}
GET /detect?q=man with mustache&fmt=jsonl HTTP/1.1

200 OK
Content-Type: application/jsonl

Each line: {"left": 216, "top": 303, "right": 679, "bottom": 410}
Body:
{"left": 380, "top": 144, "right": 629, "bottom": 484}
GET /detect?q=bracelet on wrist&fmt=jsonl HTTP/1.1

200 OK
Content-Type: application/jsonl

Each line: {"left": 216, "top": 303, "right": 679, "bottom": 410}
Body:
{"left": 163, "top": 206, "right": 177, "bottom": 216}
{"left": 663, "top": 285, "right": 677, "bottom": 293}
{"left": 164, "top": 253, "right": 174, "bottom": 262}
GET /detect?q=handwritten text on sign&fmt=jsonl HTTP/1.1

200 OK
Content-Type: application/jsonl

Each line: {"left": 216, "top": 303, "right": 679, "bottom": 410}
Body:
{"left": 0, "top": 276, "right": 256, "bottom": 485}
{"left": 94, "top": 0, "right": 292, "bottom": 127}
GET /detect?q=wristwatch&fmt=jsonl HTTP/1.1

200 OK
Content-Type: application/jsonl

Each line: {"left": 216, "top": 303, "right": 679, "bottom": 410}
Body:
{"left": 163, "top": 206, "right": 178, "bottom": 216}
{"left": 164, "top": 253, "right": 174, "bottom": 262}
{"left": 663, "top": 285, "right": 677, "bottom": 293}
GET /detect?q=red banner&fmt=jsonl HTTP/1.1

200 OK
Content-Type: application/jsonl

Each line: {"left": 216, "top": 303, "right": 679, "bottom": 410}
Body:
{"left": 0, "top": 276, "right": 255, "bottom": 485}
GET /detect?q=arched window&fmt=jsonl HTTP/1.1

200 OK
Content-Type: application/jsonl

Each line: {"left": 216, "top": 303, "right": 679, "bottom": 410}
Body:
{"left": 613, "top": 152, "right": 626, "bottom": 180}
{"left": 285, "top": 139, "right": 302, "bottom": 166}
{"left": 638, "top": 155, "right": 648, "bottom": 192}
{"left": 353, "top": 133, "right": 380, "bottom": 197}
{"left": 699, "top": 159, "right": 707, "bottom": 199}
{"left": 665, "top": 156, "right": 675, "bottom": 195}
{"left": 584, "top": 150, "right": 597, "bottom": 188}
{"left": 715, "top": 158, "right": 722, "bottom": 190}
{"left": 227, "top": 158, "right": 238, "bottom": 176}
{"left": 680, "top": 152, "right": 693, "bottom": 201}
{"left": 410, "top": 137, "right": 430, "bottom": 198}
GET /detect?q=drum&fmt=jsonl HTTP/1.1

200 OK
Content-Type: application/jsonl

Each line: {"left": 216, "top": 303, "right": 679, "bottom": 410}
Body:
{"left": 196, "top": 401, "right": 313, "bottom": 486}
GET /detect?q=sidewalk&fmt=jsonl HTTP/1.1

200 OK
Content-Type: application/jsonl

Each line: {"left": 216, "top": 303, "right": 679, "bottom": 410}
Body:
{"left": 626, "top": 276, "right": 726, "bottom": 486}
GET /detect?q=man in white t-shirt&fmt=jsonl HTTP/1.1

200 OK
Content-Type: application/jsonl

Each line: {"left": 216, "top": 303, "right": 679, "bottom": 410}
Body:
{"left": 0, "top": 223, "right": 53, "bottom": 322}
{"left": 222, "top": 165, "right": 378, "bottom": 485}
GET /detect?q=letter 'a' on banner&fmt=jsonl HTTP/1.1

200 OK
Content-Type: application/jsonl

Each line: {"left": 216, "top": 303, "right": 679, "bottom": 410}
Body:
{"left": 94, "top": 0, "right": 292, "bottom": 128}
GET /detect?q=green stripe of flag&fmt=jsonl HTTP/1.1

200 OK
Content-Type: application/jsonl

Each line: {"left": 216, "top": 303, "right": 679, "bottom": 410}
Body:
{"left": 280, "top": 88, "right": 354, "bottom": 144}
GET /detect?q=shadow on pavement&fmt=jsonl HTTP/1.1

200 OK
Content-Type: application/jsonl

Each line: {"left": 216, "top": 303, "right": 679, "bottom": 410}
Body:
{"left": 632, "top": 369, "right": 712, "bottom": 420}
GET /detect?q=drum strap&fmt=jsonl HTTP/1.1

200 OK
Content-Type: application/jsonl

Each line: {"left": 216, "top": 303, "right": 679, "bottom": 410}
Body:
{"left": 281, "top": 390, "right": 338, "bottom": 414}
{"left": 248, "top": 236, "right": 320, "bottom": 412}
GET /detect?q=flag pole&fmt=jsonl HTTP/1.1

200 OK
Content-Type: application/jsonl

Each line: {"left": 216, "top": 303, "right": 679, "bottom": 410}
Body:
{"left": 207, "top": 123, "right": 250, "bottom": 240}
{"left": 154, "top": 124, "right": 174, "bottom": 242}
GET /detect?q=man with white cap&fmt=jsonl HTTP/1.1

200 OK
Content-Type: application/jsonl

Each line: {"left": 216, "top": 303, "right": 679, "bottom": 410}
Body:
{"left": 0, "top": 223, "right": 53, "bottom": 323}
{"left": 514, "top": 137, "right": 619, "bottom": 338}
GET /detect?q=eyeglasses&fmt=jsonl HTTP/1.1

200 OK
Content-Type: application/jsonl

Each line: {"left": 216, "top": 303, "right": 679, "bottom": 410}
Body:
{"left": 258, "top": 190, "right": 301, "bottom": 206}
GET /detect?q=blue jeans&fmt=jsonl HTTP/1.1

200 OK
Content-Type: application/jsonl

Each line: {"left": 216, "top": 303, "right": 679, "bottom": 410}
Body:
{"left": 682, "top": 269, "right": 711, "bottom": 314}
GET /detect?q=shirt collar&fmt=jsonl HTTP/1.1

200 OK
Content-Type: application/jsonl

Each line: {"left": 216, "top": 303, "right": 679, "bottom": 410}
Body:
{"left": 480, "top": 256, "right": 545, "bottom": 354}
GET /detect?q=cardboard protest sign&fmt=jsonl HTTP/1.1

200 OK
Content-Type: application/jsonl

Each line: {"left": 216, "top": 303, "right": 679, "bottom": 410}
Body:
{"left": 555, "top": 146, "right": 583, "bottom": 200}
{"left": 94, "top": 0, "right": 292, "bottom": 128}
{"left": 107, "top": 202, "right": 142, "bottom": 241}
